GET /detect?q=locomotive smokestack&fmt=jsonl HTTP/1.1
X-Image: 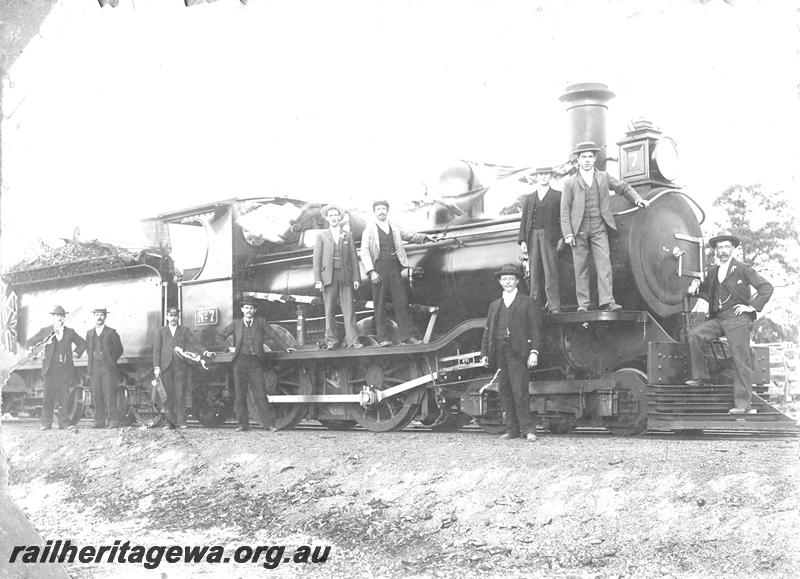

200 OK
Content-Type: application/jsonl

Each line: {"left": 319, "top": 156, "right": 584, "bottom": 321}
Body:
{"left": 560, "top": 83, "right": 615, "bottom": 171}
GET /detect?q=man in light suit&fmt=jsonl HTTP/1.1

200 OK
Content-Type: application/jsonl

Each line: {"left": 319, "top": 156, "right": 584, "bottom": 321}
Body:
{"left": 85, "top": 307, "right": 124, "bottom": 429}
{"left": 27, "top": 305, "right": 86, "bottom": 430}
{"left": 359, "top": 200, "right": 433, "bottom": 346}
{"left": 561, "top": 141, "right": 650, "bottom": 311}
{"left": 481, "top": 264, "right": 544, "bottom": 441}
{"left": 219, "top": 297, "right": 285, "bottom": 431}
{"left": 313, "top": 204, "right": 363, "bottom": 350}
{"left": 518, "top": 166, "right": 563, "bottom": 313}
{"left": 153, "top": 307, "right": 211, "bottom": 429}
{"left": 686, "top": 230, "right": 773, "bottom": 414}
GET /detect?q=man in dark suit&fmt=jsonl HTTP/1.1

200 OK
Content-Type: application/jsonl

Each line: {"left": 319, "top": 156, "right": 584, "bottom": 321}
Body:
{"left": 518, "top": 166, "right": 563, "bottom": 313}
{"left": 85, "top": 306, "right": 124, "bottom": 429}
{"left": 561, "top": 141, "right": 650, "bottom": 311}
{"left": 686, "top": 230, "right": 774, "bottom": 414}
{"left": 153, "top": 307, "right": 211, "bottom": 430}
{"left": 480, "top": 264, "right": 544, "bottom": 441}
{"left": 313, "top": 204, "right": 363, "bottom": 349}
{"left": 219, "top": 297, "right": 284, "bottom": 431}
{"left": 27, "top": 305, "right": 86, "bottom": 430}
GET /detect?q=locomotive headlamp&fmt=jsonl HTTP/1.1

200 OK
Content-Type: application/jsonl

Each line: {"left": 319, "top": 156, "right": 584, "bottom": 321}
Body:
{"left": 652, "top": 137, "right": 679, "bottom": 182}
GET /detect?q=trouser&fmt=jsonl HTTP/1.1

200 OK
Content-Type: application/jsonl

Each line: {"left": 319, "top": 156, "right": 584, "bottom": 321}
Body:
{"left": 91, "top": 366, "right": 119, "bottom": 427}
{"left": 323, "top": 277, "right": 360, "bottom": 347}
{"left": 233, "top": 355, "right": 274, "bottom": 428}
{"left": 528, "top": 229, "right": 560, "bottom": 310}
{"left": 41, "top": 365, "right": 72, "bottom": 429}
{"left": 161, "top": 363, "right": 188, "bottom": 427}
{"left": 373, "top": 258, "right": 413, "bottom": 341}
{"left": 688, "top": 312, "right": 754, "bottom": 410}
{"left": 571, "top": 217, "right": 614, "bottom": 308}
{"left": 495, "top": 343, "right": 535, "bottom": 435}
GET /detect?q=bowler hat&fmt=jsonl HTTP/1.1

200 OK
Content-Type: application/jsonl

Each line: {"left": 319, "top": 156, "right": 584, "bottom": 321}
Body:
{"left": 494, "top": 263, "right": 523, "bottom": 279}
{"left": 321, "top": 204, "right": 345, "bottom": 218}
{"left": 50, "top": 305, "right": 67, "bottom": 316}
{"left": 708, "top": 230, "right": 740, "bottom": 248}
{"left": 92, "top": 307, "right": 109, "bottom": 314}
{"left": 572, "top": 141, "right": 600, "bottom": 156}
{"left": 372, "top": 200, "right": 390, "bottom": 210}
{"left": 240, "top": 296, "right": 258, "bottom": 307}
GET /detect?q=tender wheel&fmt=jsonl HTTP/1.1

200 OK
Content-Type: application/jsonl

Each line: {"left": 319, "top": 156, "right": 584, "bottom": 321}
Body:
{"left": 265, "top": 363, "right": 313, "bottom": 430}
{"left": 547, "top": 415, "right": 576, "bottom": 435}
{"left": 348, "top": 357, "right": 424, "bottom": 432}
{"left": 192, "top": 383, "right": 228, "bottom": 427}
{"left": 606, "top": 368, "right": 648, "bottom": 436}
{"left": 115, "top": 386, "right": 133, "bottom": 427}
{"left": 66, "top": 386, "right": 86, "bottom": 425}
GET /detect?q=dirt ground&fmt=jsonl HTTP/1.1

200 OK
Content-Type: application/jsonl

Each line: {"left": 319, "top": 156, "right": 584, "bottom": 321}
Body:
{"left": 2, "top": 419, "right": 800, "bottom": 579}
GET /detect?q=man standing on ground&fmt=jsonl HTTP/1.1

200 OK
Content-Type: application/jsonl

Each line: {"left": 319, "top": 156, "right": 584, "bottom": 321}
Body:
{"left": 153, "top": 307, "right": 212, "bottom": 430}
{"left": 85, "top": 307, "right": 123, "bottom": 429}
{"left": 27, "top": 306, "right": 85, "bottom": 430}
{"left": 518, "top": 166, "right": 563, "bottom": 314}
{"left": 481, "top": 264, "right": 543, "bottom": 441}
{"left": 359, "top": 200, "right": 434, "bottom": 346}
{"left": 219, "top": 297, "right": 282, "bottom": 431}
{"left": 561, "top": 141, "right": 650, "bottom": 311}
{"left": 686, "top": 230, "right": 773, "bottom": 414}
{"left": 313, "top": 204, "right": 363, "bottom": 350}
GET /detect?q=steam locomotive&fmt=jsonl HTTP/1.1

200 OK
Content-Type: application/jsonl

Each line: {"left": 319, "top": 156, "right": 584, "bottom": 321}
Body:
{"left": 2, "top": 83, "right": 794, "bottom": 434}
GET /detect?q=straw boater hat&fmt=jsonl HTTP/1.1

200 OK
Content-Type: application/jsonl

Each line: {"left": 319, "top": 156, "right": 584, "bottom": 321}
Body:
{"left": 494, "top": 263, "right": 523, "bottom": 279}
{"left": 372, "top": 200, "right": 390, "bottom": 209}
{"left": 708, "top": 230, "right": 740, "bottom": 248}
{"left": 572, "top": 141, "right": 600, "bottom": 156}
{"left": 50, "top": 305, "right": 67, "bottom": 316}
{"left": 92, "top": 307, "right": 109, "bottom": 314}
{"left": 320, "top": 204, "right": 345, "bottom": 218}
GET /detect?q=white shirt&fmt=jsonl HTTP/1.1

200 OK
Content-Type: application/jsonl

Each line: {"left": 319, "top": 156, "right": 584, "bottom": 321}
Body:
{"left": 579, "top": 168, "right": 595, "bottom": 188}
{"left": 95, "top": 325, "right": 105, "bottom": 336}
{"left": 53, "top": 325, "right": 64, "bottom": 341}
{"left": 329, "top": 226, "right": 342, "bottom": 244}
{"left": 717, "top": 259, "right": 732, "bottom": 283}
{"left": 502, "top": 288, "right": 518, "bottom": 308}
{"left": 536, "top": 186, "right": 549, "bottom": 202}
{"left": 169, "top": 325, "right": 177, "bottom": 337}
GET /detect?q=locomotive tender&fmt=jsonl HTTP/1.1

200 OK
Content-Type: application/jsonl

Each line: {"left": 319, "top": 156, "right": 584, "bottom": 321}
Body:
{"left": 3, "top": 83, "right": 794, "bottom": 434}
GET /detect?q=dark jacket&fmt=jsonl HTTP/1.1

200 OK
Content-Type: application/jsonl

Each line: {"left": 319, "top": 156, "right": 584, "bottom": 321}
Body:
{"left": 153, "top": 325, "right": 204, "bottom": 371}
{"left": 85, "top": 326, "right": 123, "bottom": 376}
{"left": 313, "top": 228, "right": 360, "bottom": 286}
{"left": 518, "top": 188, "right": 562, "bottom": 246}
{"left": 219, "top": 318, "right": 284, "bottom": 362}
{"left": 481, "top": 292, "right": 543, "bottom": 367}
{"left": 27, "top": 326, "right": 86, "bottom": 376}
{"left": 697, "top": 258, "right": 773, "bottom": 319}
{"left": 561, "top": 170, "right": 643, "bottom": 238}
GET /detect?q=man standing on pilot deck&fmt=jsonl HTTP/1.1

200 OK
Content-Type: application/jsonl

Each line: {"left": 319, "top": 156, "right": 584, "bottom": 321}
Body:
{"left": 686, "top": 230, "right": 773, "bottom": 414}
{"left": 561, "top": 141, "right": 650, "bottom": 311}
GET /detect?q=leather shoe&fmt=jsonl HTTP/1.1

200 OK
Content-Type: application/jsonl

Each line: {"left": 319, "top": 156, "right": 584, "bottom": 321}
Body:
{"left": 549, "top": 309, "right": 562, "bottom": 314}
{"left": 235, "top": 425, "right": 250, "bottom": 432}
{"left": 601, "top": 303, "right": 622, "bottom": 312}
{"left": 178, "top": 424, "right": 188, "bottom": 430}
{"left": 524, "top": 433, "right": 538, "bottom": 441}
{"left": 685, "top": 379, "right": 706, "bottom": 387}
{"left": 378, "top": 339, "right": 393, "bottom": 347}
{"left": 401, "top": 337, "right": 422, "bottom": 345}
{"left": 39, "top": 426, "right": 52, "bottom": 431}
{"left": 728, "top": 407, "right": 757, "bottom": 415}
{"left": 162, "top": 423, "right": 174, "bottom": 430}
{"left": 499, "top": 432, "right": 520, "bottom": 440}
{"left": 576, "top": 306, "right": 589, "bottom": 312}
{"left": 348, "top": 342, "right": 364, "bottom": 349}
{"left": 325, "top": 343, "right": 339, "bottom": 350}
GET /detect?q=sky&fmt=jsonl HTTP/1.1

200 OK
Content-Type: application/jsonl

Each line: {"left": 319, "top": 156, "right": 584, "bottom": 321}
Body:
{"left": 1, "top": 0, "right": 798, "bottom": 266}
